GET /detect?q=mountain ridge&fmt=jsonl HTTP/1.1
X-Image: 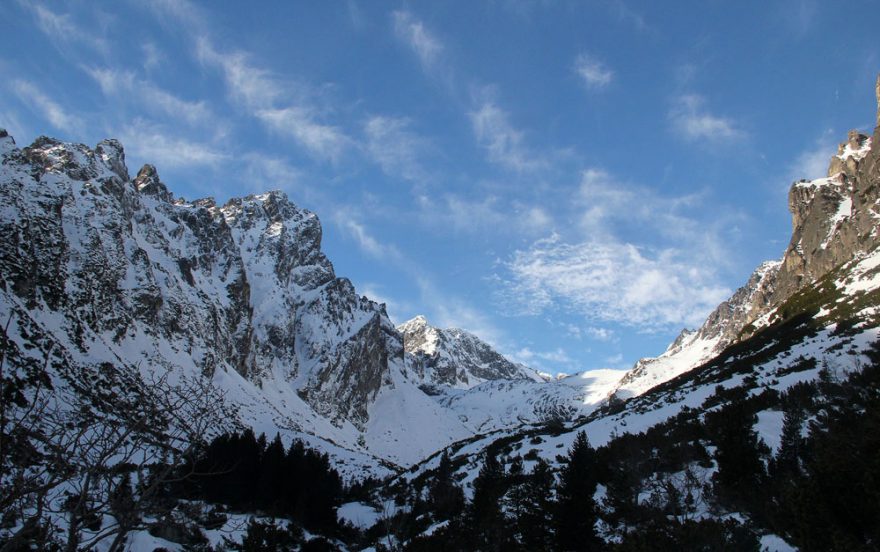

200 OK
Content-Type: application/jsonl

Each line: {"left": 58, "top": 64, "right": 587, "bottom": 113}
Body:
{"left": 614, "top": 117, "right": 879, "bottom": 398}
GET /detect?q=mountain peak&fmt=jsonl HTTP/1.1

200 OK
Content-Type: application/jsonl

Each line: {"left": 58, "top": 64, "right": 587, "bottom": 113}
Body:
{"left": 134, "top": 164, "right": 172, "bottom": 202}
{"left": 397, "top": 315, "right": 541, "bottom": 388}
{"left": 399, "top": 314, "right": 429, "bottom": 331}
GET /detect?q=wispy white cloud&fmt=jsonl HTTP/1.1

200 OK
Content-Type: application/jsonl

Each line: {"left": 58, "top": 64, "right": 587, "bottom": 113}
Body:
{"left": 23, "top": 2, "right": 108, "bottom": 53}
{"left": 196, "top": 38, "right": 349, "bottom": 162}
{"left": 574, "top": 53, "right": 613, "bottom": 89}
{"left": 585, "top": 326, "right": 615, "bottom": 342}
{"left": 142, "top": 42, "right": 163, "bottom": 71}
{"left": 669, "top": 94, "right": 744, "bottom": 142}
{"left": 196, "top": 39, "right": 280, "bottom": 109}
{"left": 499, "top": 234, "right": 729, "bottom": 330}
{"left": 142, "top": 0, "right": 205, "bottom": 31}
{"left": 470, "top": 98, "right": 546, "bottom": 172}
{"left": 416, "top": 193, "right": 552, "bottom": 236}
{"left": 364, "top": 116, "right": 428, "bottom": 182}
{"left": 257, "top": 107, "right": 349, "bottom": 162}
{"left": 144, "top": 0, "right": 350, "bottom": 161}
{"left": 85, "top": 67, "right": 218, "bottom": 129}
{"left": 497, "top": 168, "right": 735, "bottom": 331}
{"left": 392, "top": 10, "right": 443, "bottom": 70}
{"left": 118, "top": 119, "right": 228, "bottom": 168}
{"left": 10, "top": 80, "right": 82, "bottom": 135}
{"left": 576, "top": 168, "right": 710, "bottom": 246}
{"left": 334, "top": 212, "right": 406, "bottom": 263}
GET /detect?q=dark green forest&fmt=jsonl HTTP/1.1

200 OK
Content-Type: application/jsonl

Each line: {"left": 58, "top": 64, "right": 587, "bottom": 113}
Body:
{"left": 378, "top": 344, "right": 880, "bottom": 552}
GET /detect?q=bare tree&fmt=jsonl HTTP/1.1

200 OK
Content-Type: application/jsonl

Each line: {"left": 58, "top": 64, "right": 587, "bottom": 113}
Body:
{"left": 1, "top": 326, "right": 237, "bottom": 551}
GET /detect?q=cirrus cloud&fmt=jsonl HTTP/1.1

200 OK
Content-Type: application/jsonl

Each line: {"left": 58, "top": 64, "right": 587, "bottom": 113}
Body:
{"left": 574, "top": 53, "right": 613, "bottom": 89}
{"left": 499, "top": 234, "right": 730, "bottom": 330}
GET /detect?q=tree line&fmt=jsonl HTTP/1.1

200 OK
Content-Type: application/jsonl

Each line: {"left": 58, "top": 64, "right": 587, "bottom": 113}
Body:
{"left": 376, "top": 344, "right": 880, "bottom": 551}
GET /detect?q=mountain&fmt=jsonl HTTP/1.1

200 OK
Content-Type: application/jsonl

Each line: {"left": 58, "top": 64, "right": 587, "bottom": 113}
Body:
{"left": 0, "top": 132, "right": 481, "bottom": 473}
{"left": 378, "top": 82, "right": 880, "bottom": 550}
{"left": 614, "top": 124, "right": 877, "bottom": 398}
{"left": 1, "top": 130, "right": 629, "bottom": 476}
{"left": 398, "top": 315, "right": 543, "bottom": 389}
{"left": 395, "top": 315, "right": 633, "bottom": 433}
{"left": 392, "top": 72, "right": 880, "bottom": 501}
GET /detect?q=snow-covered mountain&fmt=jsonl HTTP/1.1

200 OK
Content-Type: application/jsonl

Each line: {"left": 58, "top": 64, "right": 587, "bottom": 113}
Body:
{"left": 0, "top": 132, "right": 477, "bottom": 474}
{"left": 1, "top": 129, "right": 635, "bottom": 478}
{"left": 398, "top": 315, "right": 543, "bottom": 389}
{"left": 4, "top": 79, "right": 878, "bottom": 494}
{"left": 395, "top": 315, "right": 633, "bottom": 433}
{"left": 614, "top": 123, "right": 879, "bottom": 398}
{"left": 395, "top": 89, "right": 880, "bottom": 500}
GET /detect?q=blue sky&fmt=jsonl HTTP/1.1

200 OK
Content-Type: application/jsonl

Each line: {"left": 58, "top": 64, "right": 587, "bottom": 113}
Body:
{"left": 2, "top": 1, "right": 878, "bottom": 375}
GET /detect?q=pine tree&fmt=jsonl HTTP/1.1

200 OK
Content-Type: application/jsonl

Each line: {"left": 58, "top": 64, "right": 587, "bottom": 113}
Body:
{"left": 467, "top": 450, "right": 508, "bottom": 551}
{"left": 428, "top": 449, "right": 465, "bottom": 522}
{"left": 555, "top": 431, "right": 602, "bottom": 551}
{"left": 707, "top": 400, "right": 768, "bottom": 512}
{"left": 773, "top": 406, "right": 805, "bottom": 477}
{"left": 507, "top": 459, "right": 555, "bottom": 551}
{"left": 259, "top": 433, "right": 286, "bottom": 513}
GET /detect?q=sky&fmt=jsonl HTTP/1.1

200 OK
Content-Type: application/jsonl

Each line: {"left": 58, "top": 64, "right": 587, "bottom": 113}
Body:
{"left": 2, "top": 1, "right": 879, "bottom": 376}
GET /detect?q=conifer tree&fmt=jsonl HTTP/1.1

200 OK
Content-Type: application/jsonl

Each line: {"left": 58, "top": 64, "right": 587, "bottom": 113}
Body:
{"left": 706, "top": 400, "right": 768, "bottom": 512}
{"left": 773, "top": 406, "right": 805, "bottom": 477}
{"left": 468, "top": 450, "right": 508, "bottom": 551}
{"left": 555, "top": 431, "right": 602, "bottom": 551}
{"left": 428, "top": 449, "right": 465, "bottom": 521}
{"left": 507, "top": 459, "right": 555, "bottom": 551}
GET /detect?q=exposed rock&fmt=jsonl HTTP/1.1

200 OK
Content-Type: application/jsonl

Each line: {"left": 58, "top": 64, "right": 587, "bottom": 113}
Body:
{"left": 134, "top": 164, "right": 172, "bottom": 202}
{"left": 618, "top": 80, "right": 880, "bottom": 397}
{"left": 398, "top": 315, "right": 540, "bottom": 388}
{"left": 0, "top": 134, "right": 396, "bottom": 433}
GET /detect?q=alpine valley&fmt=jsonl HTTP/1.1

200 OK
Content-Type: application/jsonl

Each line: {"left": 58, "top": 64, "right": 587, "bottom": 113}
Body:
{"left": 3, "top": 80, "right": 880, "bottom": 551}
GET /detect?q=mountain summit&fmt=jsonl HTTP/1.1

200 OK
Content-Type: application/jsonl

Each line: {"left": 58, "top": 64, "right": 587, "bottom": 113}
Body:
{"left": 614, "top": 79, "right": 880, "bottom": 398}
{"left": 398, "top": 315, "right": 542, "bottom": 389}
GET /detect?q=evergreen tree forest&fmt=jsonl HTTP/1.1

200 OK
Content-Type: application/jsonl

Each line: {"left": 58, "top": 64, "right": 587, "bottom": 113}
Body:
{"left": 177, "top": 430, "right": 345, "bottom": 534}
{"left": 379, "top": 345, "right": 880, "bottom": 552}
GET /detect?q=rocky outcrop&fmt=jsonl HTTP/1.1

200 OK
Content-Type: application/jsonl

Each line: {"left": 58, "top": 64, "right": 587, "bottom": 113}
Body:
{"left": 0, "top": 133, "right": 395, "bottom": 433}
{"left": 398, "top": 315, "right": 540, "bottom": 389}
{"left": 616, "top": 78, "right": 880, "bottom": 397}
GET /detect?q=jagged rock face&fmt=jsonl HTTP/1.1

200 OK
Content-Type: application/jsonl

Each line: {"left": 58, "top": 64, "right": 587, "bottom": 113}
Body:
{"left": 707, "top": 129, "right": 877, "bottom": 346}
{"left": 777, "top": 131, "right": 878, "bottom": 302}
{"left": 398, "top": 315, "right": 539, "bottom": 389}
{"left": 0, "top": 133, "right": 393, "bottom": 431}
{"left": 617, "top": 91, "right": 880, "bottom": 398}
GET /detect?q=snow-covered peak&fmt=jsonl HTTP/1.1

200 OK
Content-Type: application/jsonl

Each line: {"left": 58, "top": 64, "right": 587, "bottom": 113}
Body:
{"left": 397, "top": 315, "right": 541, "bottom": 389}
{"left": 0, "top": 131, "right": 475, "bottom": 473}
{"left": 614, "top": 111, "right": 880, "bottom": 401}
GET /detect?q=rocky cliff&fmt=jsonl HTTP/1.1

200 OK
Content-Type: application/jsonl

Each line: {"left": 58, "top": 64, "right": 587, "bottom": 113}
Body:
{"left": 616, "top": 79, "right": 880, "bottom": 397}
{"left": 398, "top": 315, "right": 542, "bottom": 389}
{"left": 0, "top": 132, "right": 482, "bottom": 471}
